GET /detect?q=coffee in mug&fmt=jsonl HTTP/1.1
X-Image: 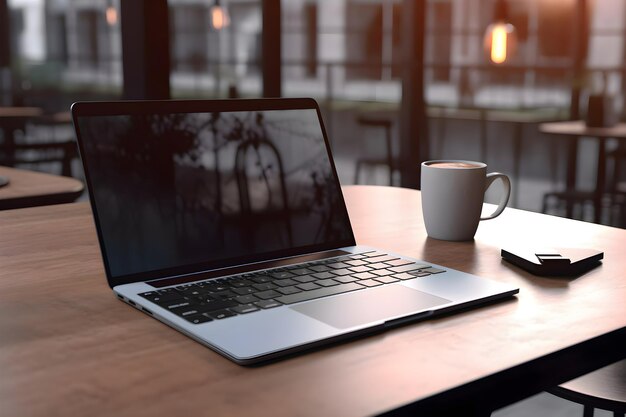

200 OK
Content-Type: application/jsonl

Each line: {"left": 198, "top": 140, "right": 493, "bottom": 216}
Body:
{"left": 421, "top": 160, "right": 511, "bottom": 241}
{"left": 428, "top": 162, "right": 482, "bottom": 169}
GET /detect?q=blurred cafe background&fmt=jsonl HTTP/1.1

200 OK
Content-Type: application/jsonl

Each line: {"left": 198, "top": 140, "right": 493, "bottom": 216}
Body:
{"left": 2, "top": 0, "right": 626, "bottom": 229}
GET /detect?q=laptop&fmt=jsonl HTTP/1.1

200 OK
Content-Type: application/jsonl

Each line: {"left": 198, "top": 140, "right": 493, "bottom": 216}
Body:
{"left": 72, "top": 98, "right": 518, "bottom": 365}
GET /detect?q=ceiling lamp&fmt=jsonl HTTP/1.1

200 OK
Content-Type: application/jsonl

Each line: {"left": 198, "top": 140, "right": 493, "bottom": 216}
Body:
{"left": 484, "top": 0, "right": 517, "bottom": 64}
{"left": 210, "top": 0, "right": 230, "bottom": 31}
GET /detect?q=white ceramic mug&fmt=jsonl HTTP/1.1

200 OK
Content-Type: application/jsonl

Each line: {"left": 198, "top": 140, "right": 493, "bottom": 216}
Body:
{"left": 421, "top": 160, "right": 511, "bottom": 241}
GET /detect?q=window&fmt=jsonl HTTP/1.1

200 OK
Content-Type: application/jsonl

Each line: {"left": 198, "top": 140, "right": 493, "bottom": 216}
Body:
{"left": 76, "top": 10, "right": 100, "bottom": 68}
{"left": 170, "top": 5, "right": 209, "bottom": 73}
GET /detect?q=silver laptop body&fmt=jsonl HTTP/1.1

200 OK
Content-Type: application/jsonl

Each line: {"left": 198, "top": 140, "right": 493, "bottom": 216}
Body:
{"left": 72, "top": 98, "right": 518, "bottom": 365}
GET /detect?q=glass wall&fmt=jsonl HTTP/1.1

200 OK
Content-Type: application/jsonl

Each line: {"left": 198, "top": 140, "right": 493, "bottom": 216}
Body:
{"left": 1, "top": 0, "right": 122, "bottom": 181}
{"left": 1, "top": 0, "right": 626, "bottom": 224}
{"left": 4, "top": 0, "right": 122, "bottom": 111}
{"left": 168, "top": 0, "right": 263, "bottom": 99}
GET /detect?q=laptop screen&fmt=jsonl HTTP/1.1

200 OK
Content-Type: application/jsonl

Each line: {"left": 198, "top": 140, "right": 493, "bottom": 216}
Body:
{"left": 74, "top": 100, "right": 355, "bottom": 285}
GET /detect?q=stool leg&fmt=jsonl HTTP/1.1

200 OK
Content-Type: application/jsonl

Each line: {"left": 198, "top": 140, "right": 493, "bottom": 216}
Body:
{"left": 542, "top": 194, "right": 550, "bottom": 214}
{"left": 583, "top": 404, "right": 594, "bottom": 417}
{"left": 610, "top": 155, "right": 622, "bottom": 226}
{"left": 354, "top": 161, "right": 362, "bottom": 185}
{"left": 385, "top": 125, "right": 393, "bottom": 186}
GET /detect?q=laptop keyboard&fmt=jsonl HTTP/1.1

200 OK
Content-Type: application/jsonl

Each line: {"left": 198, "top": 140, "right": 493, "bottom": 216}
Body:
{"left": 138, "top": 252, "right": 446, "bottom": 324}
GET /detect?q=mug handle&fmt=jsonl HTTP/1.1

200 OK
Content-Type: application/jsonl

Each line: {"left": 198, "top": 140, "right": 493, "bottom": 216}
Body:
{"left": 480, "top": 173, "right": 511, "bottom": 220}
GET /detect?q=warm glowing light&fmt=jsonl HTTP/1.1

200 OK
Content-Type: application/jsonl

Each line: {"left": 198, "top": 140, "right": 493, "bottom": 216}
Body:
{"left": 211, "top": 5, "right": 230, "bottom": 30}
{"left": 491, "top": 24, "right": 508, "bottom": 64}
{"left": 484, "top": 22, "right": 516, "bottom": 64}
{"left": 106, "top": 6, "right": 118, "bottom": 26}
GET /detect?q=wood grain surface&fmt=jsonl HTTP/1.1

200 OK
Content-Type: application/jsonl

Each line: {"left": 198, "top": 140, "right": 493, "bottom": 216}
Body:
{"left": 0, "top": 166, "right": 84, "bottom": 210}
{"left": 0, "top": 185, "right": 624, "bottom": 417}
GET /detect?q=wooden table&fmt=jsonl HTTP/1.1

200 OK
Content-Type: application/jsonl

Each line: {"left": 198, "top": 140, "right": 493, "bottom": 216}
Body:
{"left": 0, "top": 165, "right": 84, "bottom": 210}
{"left": 0, "top": 186, "right": 624, "bottom": 416}
{"left": 539, "top": 121, "right": 626, "bottom": 223}
{"left": 0, "top": 106, "right": 45, "bottom": 167}
{"left": 0, "top": 106, "right": 43, "bottom": 142}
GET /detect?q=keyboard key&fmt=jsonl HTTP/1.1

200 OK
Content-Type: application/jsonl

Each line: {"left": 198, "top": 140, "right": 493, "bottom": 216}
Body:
{"left": 334, "top": 275, "right": 358, "bottom": 284}
{"left": 178, "top": 308, "right": 203, "bottom": 317}
{"left": 203, "top": 283, "right": 229, "bottom": 292}
{"left": 333, "top": 256, "right": 353, "bottom": 262}
{"left": 345, "top": 259, "right": 368, "bottom": 267}
{"left": 141, "top": 292, "right": 183, "bottom": 303}
{"left": 392, "top": 272, "right": 415, "bottom": 280}
{"left": 312, "top": 271, "right": 334, "bottom": 279}
{"left": 230, "top": 279, "right": 254, "bottom": 288}
{"left": 232, "top": 287, "right": 256, "bottom": 295}
{"left": 235, "top": 295, "right": 259, "bottom": 304}
{"left": 255, "top": 300, "right": 282, "bottom": 309}
{"left": 163, "top": 300, "right": 193, "bottom": 310}
{"left": 384, "top": 259, "right": 414, "bottom": 267}
{"left": 348, "top": 254, "right": 367, "bottom": 260}
{"left": 274, "top": 278, "right": 299, "bottom": 287}
{"left": 270, "top": 272, "right": 295, "bottom": 279}
{"left": 330, "top": 268, "right": 353, "bottom": 276}
{"left": 275, "top": 282, "right": 364, "bottom": 305}
{"left": 290, "top": 268, "right": 313, "bottom": 276}
{"left": 326, "top": 262, "right": 350, "bottom": 269}
{"left": 252, "top": 282, "right": 277, "bottom": 291}
{"left": 410, "top": 272, "right": 432, "bottom": 277}
{"left": 209, "top": 290, "right": 238, "bottom": 300}
{"left": 250, "top": 275, "right": 272, "bottom": 284}
{"left": 175, "top": 284, "right": 200, "bottom": 292}
{"left": 420, "top": 267, "right": 446, "bottom": 274}
{"left": 359, "top": 279, "right": 383, "bottom": 287}
{"left": 231, "top": 304, "right": 260, "bottom": 314}
{"left": 371, "top": 269, "right": 395, "bottom": 277}
{"left": 368, "top": 262, "right": 390, "bottom": 270}
{"left": 354, "top": 272, "right": 376, "bottom": 280}
{"left": 373, "top": 276, "right": 399, "bottom": 284}
{"left": 366, "top": 255, "right": 399, "bottom": 263}
{"left": 255, "top": 290, "right": 283, "bottom": 300}
{"left": 296, "top": 282, "right": 321, "bottom": 291}
{"left": 156, "top": 288, "right": 177, "bottom": 294}
{"left": 316, "top": 279, "right": 339, "bottom": 287}
{"left": 293, "top": 275, "right": 317, "bottom": 283}
{"left": 276, "top": 286, "right": 301, "bottom": 295}
{"left": 207, "top": 309, "right": 237, "bottom": 320}
{"left": 201, "top": 299, "right": 239, "bottom": 312}
{"left": 389, "top": 264, "right": 430, "bottom": 273}
{"left": 308, "top": 265, "right": 331, "bottom": 272}
{"left": 363, "top": 252, "right": 387, "bottom": 258}
{"left": 182, "top": 288, "right": 204, "bottom": 297}
{"left": 185, "top": 314, "right": 213, "bottom": 324}
{"left": 349, "top": 266, "right": 372, "bottom": 273}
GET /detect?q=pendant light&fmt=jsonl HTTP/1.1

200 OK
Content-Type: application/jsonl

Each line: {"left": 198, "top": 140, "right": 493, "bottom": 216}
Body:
{"left": 210, "top": 0, "right": 230, "bottom": 31}
{"left": 484, "top": 0, "right": 517, "bottom": 64}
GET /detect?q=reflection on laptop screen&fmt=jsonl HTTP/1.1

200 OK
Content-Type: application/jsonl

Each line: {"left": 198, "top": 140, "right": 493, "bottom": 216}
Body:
{"left": 78, "top": 109, "right": 353, "bottom": 278}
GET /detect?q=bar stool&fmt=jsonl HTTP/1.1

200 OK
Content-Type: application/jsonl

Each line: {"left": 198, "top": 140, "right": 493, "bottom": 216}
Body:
{"left": 547, "top": 359, "right": 626, "bottom": 417}
{"left": 353, "top": 115, "right": 398, "bottom": 186}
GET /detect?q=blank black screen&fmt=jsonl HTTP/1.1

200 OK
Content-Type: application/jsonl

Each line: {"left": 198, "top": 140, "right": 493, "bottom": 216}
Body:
{"left": 77, "top": 108, "right": 353, "bottom": 279}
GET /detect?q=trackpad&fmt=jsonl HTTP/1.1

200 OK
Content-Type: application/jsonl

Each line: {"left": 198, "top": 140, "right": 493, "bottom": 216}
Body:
{"left": 291, "top": 285, "right": 451, "bottom": 329}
